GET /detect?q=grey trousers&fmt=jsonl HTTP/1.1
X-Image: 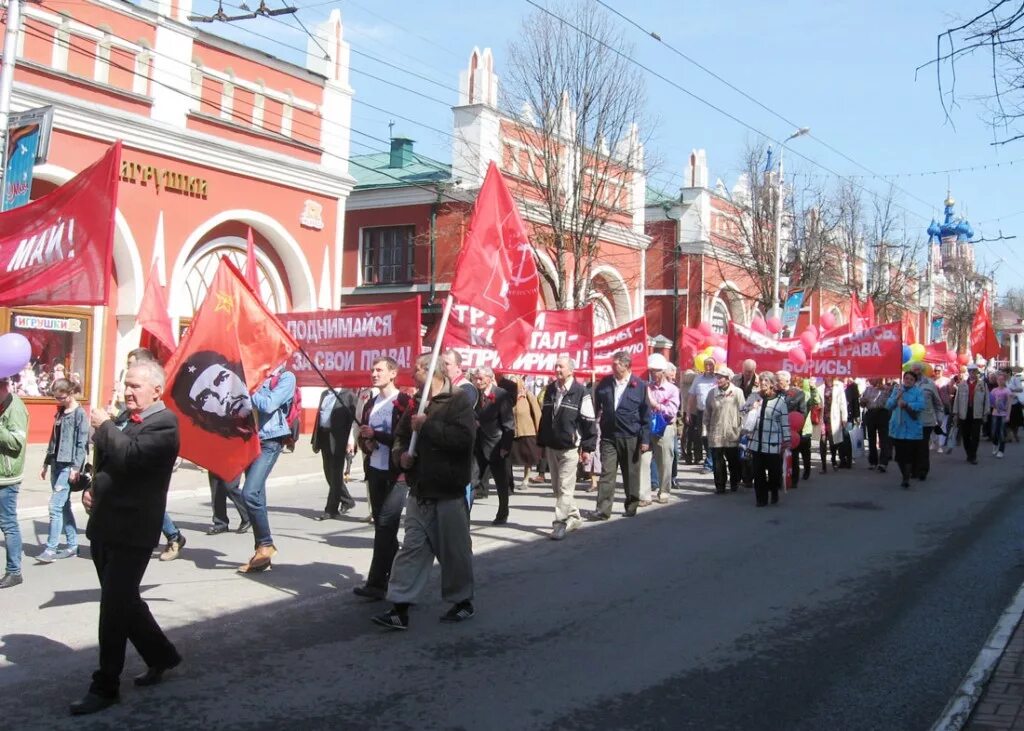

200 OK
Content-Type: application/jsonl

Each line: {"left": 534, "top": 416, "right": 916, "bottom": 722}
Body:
{"left": 548, "top": 447, "right": 582, "bottom": 527}
{"left": 596, "top": 437, "right": 640, "bottom": 517}
{"left": 386, "top": 495, "right": 474, "bottom": 606}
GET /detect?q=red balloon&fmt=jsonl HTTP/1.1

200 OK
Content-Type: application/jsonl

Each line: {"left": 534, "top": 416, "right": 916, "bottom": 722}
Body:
{"left": 788, "top": 411, "right": 804, "bottom": 448}
{"left": 957, "top": 352, "right": 970, "bottom": 366}
{"left": 698, "top": 321, "right": 714, "bottom": 337}
{"left": 820, "top": 312, "right": 836, "bottom": 330}
{"left": 751, "top": 316, "right": 768, "bottom": 335}
{"left": 799, "top": 331, "right": 817, "bottom": 352}
{"left": 788, "top": 345, "right": 808, "bottom": 367}
{"left": 765, "top": 315, "right": 784, "bottom": 334}
{"left": 802, "top": 325, "right": 818, "bottom": 343}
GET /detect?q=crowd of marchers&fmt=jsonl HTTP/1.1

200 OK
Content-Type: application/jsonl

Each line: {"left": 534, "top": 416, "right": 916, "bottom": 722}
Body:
{"left": 0, "top": 345, "right": 1017, "bottom": 716}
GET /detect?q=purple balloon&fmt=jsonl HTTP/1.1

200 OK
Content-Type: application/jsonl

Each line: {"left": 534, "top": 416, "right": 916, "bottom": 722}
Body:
{"left": 0, "top": 333, "right": 32, "bottom": 378}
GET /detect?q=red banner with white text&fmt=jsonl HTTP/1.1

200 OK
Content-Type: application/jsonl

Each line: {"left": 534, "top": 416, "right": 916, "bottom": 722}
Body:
{"left": 443, "top": 303, "right": 593, "bottom": 375}
{"left": 593, "top": 317, "right": 647, "bottom": 377}
{"left": 277, "top": 298, "right": 422, "bottom": 387}
{"left": 728, "top": 321, "right": 903, "bottom": 378}
{"left": 0, "top": 142, "right": 120, "bottom": 306}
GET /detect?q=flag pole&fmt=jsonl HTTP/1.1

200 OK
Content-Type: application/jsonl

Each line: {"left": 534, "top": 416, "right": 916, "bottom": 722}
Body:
{"left": 294, "top": 343, "right": 348, "bottom": 404}
{"left": 408, "top": 292, "right": 455, "bottom": 455}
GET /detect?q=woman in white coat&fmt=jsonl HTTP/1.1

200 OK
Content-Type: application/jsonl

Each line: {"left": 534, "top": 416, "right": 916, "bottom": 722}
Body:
{"left": 815, "top": 376, "right": 848, "bottom": 473}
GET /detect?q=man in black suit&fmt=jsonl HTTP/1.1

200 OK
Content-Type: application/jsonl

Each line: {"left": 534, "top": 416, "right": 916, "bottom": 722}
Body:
{"left": 73, "top": 359, "right": 182, "bottom": 715}
{"left": 472, "top": 366, "right": 515, "bottom": 525}
{"left": 311, "top": 386, "right": 357, "bottom": 520}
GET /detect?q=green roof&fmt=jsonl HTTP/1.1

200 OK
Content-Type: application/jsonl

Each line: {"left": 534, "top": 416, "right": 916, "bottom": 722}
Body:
{"left": 645, "top": 185, "right": 677, "bottom": 207}
{"left": 350, "top": 150, "right": 452, "bottom": 191}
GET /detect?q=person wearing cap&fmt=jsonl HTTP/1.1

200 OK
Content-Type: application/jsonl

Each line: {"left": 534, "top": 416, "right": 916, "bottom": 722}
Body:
{"left": 886, "top": 370, "right": 926, "bottom": 488}
{"left": 908, "top": 362, "right": 944, "bottom": 480}
{"left": 687, "top": 357, "right": 717, "bottom": 473}
{"left": 641, "top": 353, "right": 680, "bottom": 505}
{"left": 704, "top": 365, "right": 744, "bottom": 493}
{"left": 954, "top": 363, "right": 990, "bottom": 464}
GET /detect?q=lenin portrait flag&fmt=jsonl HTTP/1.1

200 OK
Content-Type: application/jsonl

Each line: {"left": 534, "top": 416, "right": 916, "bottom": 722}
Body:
{"left": 164, "top": 258, "right": 299, "bottom": 481}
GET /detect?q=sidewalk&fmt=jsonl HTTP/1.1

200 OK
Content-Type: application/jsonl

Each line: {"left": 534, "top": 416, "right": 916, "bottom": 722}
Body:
{"left": 934, "top": 583, "right": 1024, "bottom": 730}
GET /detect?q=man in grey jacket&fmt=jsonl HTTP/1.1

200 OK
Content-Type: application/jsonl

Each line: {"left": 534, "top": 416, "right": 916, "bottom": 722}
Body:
{"left": 909, "top": 362, "right": 944, "bottom": 480}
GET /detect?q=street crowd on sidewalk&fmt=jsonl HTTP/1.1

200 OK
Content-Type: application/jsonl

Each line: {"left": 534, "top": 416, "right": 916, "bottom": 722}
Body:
{"left": 0, "top": 345, "right": 1020, "bottom": 715}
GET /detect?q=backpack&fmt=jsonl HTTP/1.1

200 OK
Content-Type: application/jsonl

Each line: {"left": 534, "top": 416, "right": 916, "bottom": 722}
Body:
{"left": 270, "top": 374, "right": 302, "bottom": 452}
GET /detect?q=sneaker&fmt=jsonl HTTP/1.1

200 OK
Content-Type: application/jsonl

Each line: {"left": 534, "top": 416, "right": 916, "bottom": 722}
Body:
{"left": 993, "top": 447, "right": 999, "bottom": 456}
{"left": 371, "top": 608, "right": 408, "bottom": 631}
{"left": 159, "top": 534, "right": 186, "bottom": 562}
{"left": 0, "top": 572, "right": 23, "bottom": 588}
{"left": 55, "top": 547, "right": 78, "bottom": 560}
{"left": 997, "top": 451, "right": 1005, "bottom": 459}
{"left": 440, "top": 601, "right": 475, "bottom": 623}
{"left": 656, "top": 494, "right": 669, "bottom": 504}
{"left": 551, "top": 522, "right": 567, "bottom": 541}
{"left": 37, "top": 549, "right": 60, "bottom": 563}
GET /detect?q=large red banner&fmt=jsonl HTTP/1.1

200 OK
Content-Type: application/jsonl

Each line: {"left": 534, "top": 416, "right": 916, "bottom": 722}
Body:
{"left": 0, "top": 142, "right": 120, "bottom": 306}
{"left": 728, "top": 321, "right": 903, "bottom": 378}
{"left": 444, "top": 303, "right": 593, "bottom": 375}
{"left": 593, "top": 316, "right": 647, "bottom": 377}
{"left": 277, "top": 298, "right": 422, "bottom": 387}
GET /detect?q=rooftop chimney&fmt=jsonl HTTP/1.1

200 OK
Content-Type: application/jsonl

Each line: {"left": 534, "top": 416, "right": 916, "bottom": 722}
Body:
{"left": 389, "top": 138, "right": 415, "bottom": 168}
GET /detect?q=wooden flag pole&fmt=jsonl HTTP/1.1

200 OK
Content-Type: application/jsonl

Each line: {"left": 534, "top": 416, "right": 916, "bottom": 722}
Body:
{"left": 408, "top": 293, "right": 455, "bottom": 456}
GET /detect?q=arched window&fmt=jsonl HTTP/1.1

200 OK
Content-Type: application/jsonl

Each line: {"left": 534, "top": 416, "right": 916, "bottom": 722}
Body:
{"left": 181, "top": 238, "right": 284, "bottom": 315}
{"left": 592, "top": 297, "right": 615, "bottom": 335}
{"left": 710, "top": 299, "right": 730, "bottom": 335}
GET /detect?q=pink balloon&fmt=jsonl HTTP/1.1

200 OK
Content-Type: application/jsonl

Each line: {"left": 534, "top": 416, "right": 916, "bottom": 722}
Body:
{"left": 750, "top": 316, "right": 768, "bottom": 335}
{"left": 698, "top": 321, "right": 714, "bottom": 337}
{"left": 820, "top": 312, "right": 836, "bottom": 330}
{"left": 802, "top": 325, "right": 818, "bottom": 344}
{"left": 788, "top": 345, "right": 808, "bottom": 367}
{"left": 712, "top": 346, "right": 727, "bottom": 363}
{"left": 799, "top": 331, "right": 817, "bottom": 352}
{"left": 765, "top": 315, "right": 783, "bottom": 334}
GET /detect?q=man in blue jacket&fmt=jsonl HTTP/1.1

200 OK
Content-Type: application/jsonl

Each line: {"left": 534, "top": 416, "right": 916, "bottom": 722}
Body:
{"left": 236, "top": 365, "right": 296, "bottom": 574}
{"left": 589, "top": 351, "right": 650, "bottom": 519}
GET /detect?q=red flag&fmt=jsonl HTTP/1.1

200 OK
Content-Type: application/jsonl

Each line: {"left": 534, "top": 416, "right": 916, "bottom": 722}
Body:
{"left": 865, "top": 298, "right": 876, "bottom": 327}
{"left": 137, "top": 261, "right": 176, "bottom": 363}
{"left": 902, "top": 312, "right": 917, "bottom": 345}
{"left": 970, "top": 290, "right": 1000, "bottom": 359}
{"left": 0, "top": 142, "right": 120, "bottom": 305}
{"left": 245, "top": 227, "right": 259, "bottom": 290}
{"left": 850, "top": 295, "right": 868, "bottom": 332}
{"left": 678, "top": 326, "right": 705, "bottom": 371}
{"left": 450, "top": 162, "right": 540, "bottom": 366}
{"left": 164, "top": 258, "right": 300, "bottom": 481}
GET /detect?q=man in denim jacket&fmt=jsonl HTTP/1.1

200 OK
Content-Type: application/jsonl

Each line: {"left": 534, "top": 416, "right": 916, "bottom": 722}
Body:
{"left": 235, "top": 365, "right": 297, "bottom": 574}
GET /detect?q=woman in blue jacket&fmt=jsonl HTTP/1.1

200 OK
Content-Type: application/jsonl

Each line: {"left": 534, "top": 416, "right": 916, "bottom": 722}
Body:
{"left": 886, "top": 371, "right": 926, "bottom": 489}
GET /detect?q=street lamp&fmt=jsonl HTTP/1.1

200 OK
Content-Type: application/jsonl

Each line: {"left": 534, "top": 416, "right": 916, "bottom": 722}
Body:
{"left": 772, "top": 127, "right": 810, "bottom": 318}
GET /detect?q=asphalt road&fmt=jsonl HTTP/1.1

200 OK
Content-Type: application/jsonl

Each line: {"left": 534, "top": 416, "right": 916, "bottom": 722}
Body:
{"left": 2, "top": 444, "right": 1023, "bottom": 730}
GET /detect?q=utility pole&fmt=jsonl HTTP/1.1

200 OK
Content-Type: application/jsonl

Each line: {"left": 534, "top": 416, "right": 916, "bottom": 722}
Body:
{"left": 0, "top": 0, "right": 24, "bottom": 195}
{"left": 772, "top": 127, "right": 809, "bottom": 318}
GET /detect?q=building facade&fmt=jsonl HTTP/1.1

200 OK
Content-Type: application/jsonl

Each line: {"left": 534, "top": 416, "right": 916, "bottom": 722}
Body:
{"left": 2, "top": 0, "right": 355, "bottom": 439}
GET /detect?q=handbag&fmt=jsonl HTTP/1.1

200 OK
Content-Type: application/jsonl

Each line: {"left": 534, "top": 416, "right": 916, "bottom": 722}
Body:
{"left": 650, "top": 411, "right": 668, "bottom": 438}
{"left": 810, "top": 405, "right": 823, "bottom": 426}
{"left": 69, "top": 459, "right": 93, "bottom": 493}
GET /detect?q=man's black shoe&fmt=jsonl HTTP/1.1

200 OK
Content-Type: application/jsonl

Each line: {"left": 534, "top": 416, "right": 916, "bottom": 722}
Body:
{"left": 235, "top": 521, "right": 252, "bottom": 534}
{"left": 585, "top": 510, "right": 609, "bottom": 522}
{"left": 491, "top": 514, "right": 508, "bottom": 526}
{"left": 353, "top": 584, "right": 386, "bottom": 600}
{"left": 206, "top": 524, "right": 229, "bottom": 535}
{"left": 313, "top": 512, "right": 340, "bottom": 522}
{"left": 623, "top": 506, "right": 638, "bottom": 517}
{"left": 70, "top": 692, "right": 119, "bottom": 716}
{"left": 134, "top": 655, "right": 182, "bottom": 687}
{"left": 371, "top": 608, "right": 408, "bottom": 631}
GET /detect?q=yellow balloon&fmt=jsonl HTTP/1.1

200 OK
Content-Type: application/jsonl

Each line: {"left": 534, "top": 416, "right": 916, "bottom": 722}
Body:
{"left": 703, "top": 346, "right": 715, "bottom": 355}
{"left": 909, "top": 343, "right": 925, "bottom": 362}
{"left": 695, "top": 353, "right": 707, "bottom": 371}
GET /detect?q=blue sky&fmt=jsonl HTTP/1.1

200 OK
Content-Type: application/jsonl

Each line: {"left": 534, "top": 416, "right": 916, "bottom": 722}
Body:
{"left": 190, "top": 0, "right": 1024, "bottom": 293}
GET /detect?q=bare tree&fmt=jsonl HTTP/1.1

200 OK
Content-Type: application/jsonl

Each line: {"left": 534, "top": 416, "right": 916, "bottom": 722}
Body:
{"left": 921, "top": 1, "right": 1024, "bottom": 145}
{"left": 1004, "top": 285, "right": 1024, "bottom": 314}
{"left": 504, "top": 1, "right": 648, "bottom": 309}
{"left": 940, "top": 262, "right": 989, "bottom": 351}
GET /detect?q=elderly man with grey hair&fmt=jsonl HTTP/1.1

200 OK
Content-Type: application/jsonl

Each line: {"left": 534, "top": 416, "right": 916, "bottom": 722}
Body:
{"left": 472, "top": 365, "right": 515, "bottom": 524}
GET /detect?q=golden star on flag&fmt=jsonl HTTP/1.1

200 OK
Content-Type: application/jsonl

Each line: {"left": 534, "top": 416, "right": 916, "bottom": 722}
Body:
{"left": 214, "top": 291, "right": 234, "bottom": 316}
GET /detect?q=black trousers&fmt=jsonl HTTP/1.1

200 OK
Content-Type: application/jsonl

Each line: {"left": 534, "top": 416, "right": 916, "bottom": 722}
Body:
{"left": 752, "top": 451, "right": 783, "bottom": 506}
{"left": 797, "top": 435, "right": 812, "bottom": 479}
{"left": 864, "top": 409, "right": 891, "bottom": 466}
{"left": 474, "top": 445, "right": 511, "bottom": 518}
{"left": 892, "top": 438, "right": 918, "bottom": 481}
{"left": 961, "top": 417, "right": 982, "bottom": 460}
{"left": 916, "top": 426, "right": 934, "bottom": 478}
{"left": 209, "top": 473, "right": 249, "bottom": 527}
{"left": 321, "top": 435, "right": 355, "bottom": 514}
{"left": 686, "top": 413, "right": 704, "bottom": 464}
{"left": 712, "top": 446, "right": 740, "bottom": 492}
{"left": 90, "top": 541, "right": 179, "bottom": 697}
{"left": 365, "top": 467, "right": 408, "bottom": 589}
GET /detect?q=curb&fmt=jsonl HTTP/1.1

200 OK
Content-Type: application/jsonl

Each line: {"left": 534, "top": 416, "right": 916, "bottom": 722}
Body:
{"left": 931, "top": 580, "right": 1024, "bottom": 730}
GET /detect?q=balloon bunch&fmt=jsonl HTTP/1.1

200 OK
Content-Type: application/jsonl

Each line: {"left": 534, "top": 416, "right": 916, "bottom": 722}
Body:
{"left": 0, "top": 333, "right": 32, "bottom": 379}
{"left": 749, "top": 314, "right": 784, "bottom": 336}
{"left": 693, "top": 321, "right": 727, "bottom": 370}
{"left": 901, "top": 343, "right": 925, "bottom": 373}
